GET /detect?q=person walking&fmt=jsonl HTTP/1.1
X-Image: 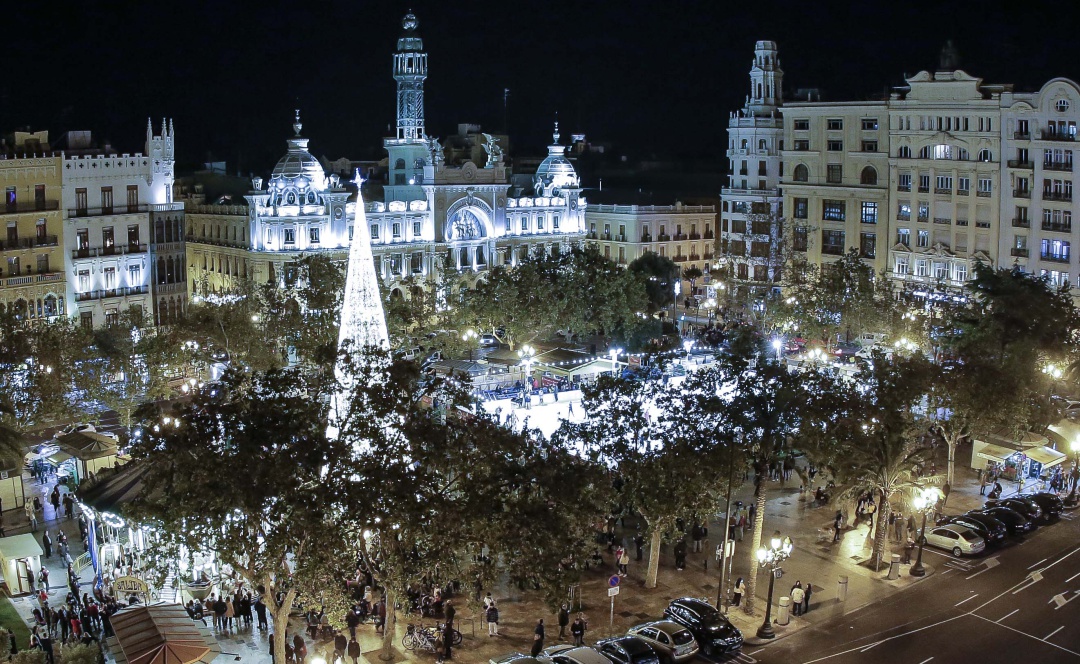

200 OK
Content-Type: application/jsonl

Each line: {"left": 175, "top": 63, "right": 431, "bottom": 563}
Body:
{"left": 292, "top": 633, "right": 307, "bottom": 664}
{"left": 803, "top": 582, "right": 813, "bottom": 614}
{"left": 39, "top": 566, "right": 50, "bottom": 592}
{"left": 530, "top": 619, "right": 545, "bottom": 657}
{"left": 444, "top": 599, "right": 455, "bottom": 628}
{"left": 49, "top": 487, "right": 61, "bottom": 520}
{"left": 732, "top": 577, "right": 745, "bottom": 607}
{"left": 790, "top": 582, "right": 805, "bottom": 616}
{"left": 347, "top": 637, "right": 361, "bottom": 664}
{"left": 618, "top": 548, "right": 629, "bottom": 577}
{"left": 557, "top": 604, "right": 570, "bottom": 640}
{"left": 333, "top": 630, "right": 347, "bottom": 663}
{"left": 26, "top": 502, "right": 37, "bottom": 532}
{"left": 833, "top": 510, "right": 844, "bottom": 542}
{"left": 570, "top": 614, "right": 586, "bottom": 646}
{"left": 441, "top": 620, "right": 454, "bottom": 660}
{"left": 485, "top": 601, "right": 499, "bottom": 637}
{"left": 255, "top": 596, "right": 268, "bottom": 631}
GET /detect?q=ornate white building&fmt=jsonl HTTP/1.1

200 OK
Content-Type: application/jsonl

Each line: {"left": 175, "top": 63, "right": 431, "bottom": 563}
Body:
{"left": 187, "top": 11, "right": 586, "bottom": 299}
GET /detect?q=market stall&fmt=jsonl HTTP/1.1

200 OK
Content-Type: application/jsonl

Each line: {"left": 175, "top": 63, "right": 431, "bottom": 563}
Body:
{"left": 971, "top": 429, "right": 1067, "bottom": 481}
{"left": 0, "top": 533, "right": 43, "bottom": 595}
{"left": 108, "top": 603, "right": 221, "bottom": 664}
{"left": 53, "top": 430, "right": 126, "bottom": 487}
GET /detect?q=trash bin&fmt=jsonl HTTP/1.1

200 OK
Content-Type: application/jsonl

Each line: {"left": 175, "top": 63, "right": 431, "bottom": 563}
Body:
{"left": 888, "top": 553, "right": 901, "bottom": 580}
{"left": 837, "top": 575, "right": 849, "bottom": 602}
{"left": 777, "top": 596, "right": 791, "bottom": 625}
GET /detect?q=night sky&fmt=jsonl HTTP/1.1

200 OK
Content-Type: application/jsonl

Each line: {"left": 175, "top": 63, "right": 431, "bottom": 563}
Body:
{"left": 7, "top": 0, "right": 1079, "bottom": 173}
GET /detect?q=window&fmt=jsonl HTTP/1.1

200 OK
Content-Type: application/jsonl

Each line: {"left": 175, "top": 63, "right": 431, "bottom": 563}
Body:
{"left": 978, "top": 178, "right": 993, "bottom": 194}
{"left": 861, "top": 202, "right": 878, "bottom": 224}
{"left": 1041, "top": 238, "right": 1071, "bottom": 261}
{"left": 283, "top": 228, "right": 295, "bottom": 244}
{"left": 35, "top": 184, "right": 46, "bottom": 210}
{"left": 794, "top": 198, "right": 809, "bottom": 219}
{"left": 933, "top": 145, "right": 953, "bottom": 160}
{"left": 897, "top": 228, "right": 910, "bottom": 247}
{"left": 821, "top": 230, "right": 845, "bottom": 254}
{"left": 553, "top": 215, "right": 560, "bottom": 229}
{"left": 793, "top": 226, "right": 808, "bottom": 251}
{"left": 392, "top": 222, "right": 402, "bottom": 238}
{"left": 1057, "top": 99, "right": 1071, "bottom": 112}
{"left": 309, "top": 227, "right": 320, "bottom": 244}
{"left": 102, "top": 227, "right": 115, "bottom": 250}
{"left": 127, "top": 225, "right": 139, "bottom": 248}
{"left": 978, "top": 149, "right": 993, "bottom": 162}
{"left": 934, "top": 262, "right": 948, "bottom": 279}
{"left": 827, "top": 119, "right": 843, "bottom": 130}
{"left": 370, "top": 224, "right": 379, "bottom": 239}
{"left": 954, "top": 263, "right": 968, "bottom": 282}
{"left": 917, "top": 230, "right": 929, "bottom": 248}
{"left": 36, "top": 254, "right": 49, "bottom": 274}
{"left": 915, "top": 259, "right": 929, "bottom": 277}
{"left": 793, "top": 139, "right": 810, "bottom": 151}
{"left": 936, "top": 175, "right": 953, "bottom": 192}
{"left": 75, "top": 188, "right": 87, "bottom": 213}
{"left": 919, "top": 175, "right": 930, "bottom": 192}
{"left": 898, "top": 146, "right": 912, "bottom": 158}
{"left": 897, "top": 204, "right": 911, "bottom": 221}
{"left": 521, "top": 217, "right": 528, "bottom": 231}
{"left": 128, "top": 264, "right": 141, "bottom": 285}
{"left": 413, "top": 221, "right": 422, "bottom": 236}
{"left": 826, "top": 164, "right": 842, "bottom": 183}
{"left": 103, "top": 267, "right": 116, "bottom": 291}
{"left": 919, "top": 146, "right": 931, "bottom": 159}
{"left": 538, "top": 215, "right": 546, "bottom": 231}
{"left": 793, "top": 119, "right": 810, "bottom": 130}
{"left": 859, "top": 232, "right": 876, "bottom": 258}
{"left": 860, "top": 166, "right": 877, "bottom": 185}
{"left": 862, "top": 141, "right": 878, "bottom": 152}
{"left": 827, "top": 140, "right": 843, "bottom": 151}
{"left": 894, "top": 255, "right": 910, "bottom": 275}
{"left": 792, "top": 164, "right": 809, "bottom": 182}
{"left": 100, "top": 187, "right": 113, "bottom": 213}
{"left": 918, "top": 203, "right": 929, "bottom": 221}
{"left": 823, "top": 200, "right": 846, "bottom": 221}
{"left": 898, "top": 173, "right": 912, "bottom": 191}
{"left": 126, "top": 185, "right": 139, "bottom": 211}
{"left": 862, "top": 118, "right": 879, "bottom": 130}
{"left": 79, "top": 311, "right": 93, "bottom": 328}
{"left": 958, "top": 177, "right": 970, "bottom": 193}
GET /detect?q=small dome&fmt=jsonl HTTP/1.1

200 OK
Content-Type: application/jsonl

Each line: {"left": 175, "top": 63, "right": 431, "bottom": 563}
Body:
{"left": 265, "top": 114, "right": 329, "bottom": 205}
{"left": 533, "top": 122, "right": 579, "bottom": 196}
{"left": 402, "top": 12, "right": 418, "bottom": 31}
{"left": 397, "top": 12, "right": 423, "bottom": 52}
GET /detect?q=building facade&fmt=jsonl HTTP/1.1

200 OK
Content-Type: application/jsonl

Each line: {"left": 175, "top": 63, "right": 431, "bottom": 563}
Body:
{"left": 62, "top": 121, "right": 181, "bottom": 328}
{"left": 0, "top": 131, "right": 65, "bottom": 321}
{"left": 186, "top": 12, "right": 587, "bottom": 300}
{"left": 720, "top": 41, "right": 785, "bottom": 293}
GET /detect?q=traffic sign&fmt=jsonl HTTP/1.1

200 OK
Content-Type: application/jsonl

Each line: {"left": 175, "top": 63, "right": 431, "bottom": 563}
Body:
{"left": 773, "top": 568, "right": 783, "bottom": 579}
{"left": 608, "top": 586, "right": 621, "bottom": 597}
{"left": 608, "top": 575, "right": 621, "bottom": 587}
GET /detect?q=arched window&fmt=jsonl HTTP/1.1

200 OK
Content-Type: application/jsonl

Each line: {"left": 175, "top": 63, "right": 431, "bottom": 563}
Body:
{"left": 978, "top": 149, "right": 993, "bottom": 162}
{"left": 741, "top": 139, "right": 748, "bottom": 150}
{"left": 306, "top": 191, "right": 317, "bottom": 204}
{"left": 898, "top": 146, "right": 911, "bottom": 158}
{"left": 918, "top": 146, "right": 930, "bottom": 159}
{"left": 286, "top": 192, "right": 296, "bottom": 205}
{"left": 956, "top": 148, "right": 970, "bottom": 160}
{"left": 860, "top": 166, "right": 878, "bottom": 185}
{"left": 758, "top": 139, "right": 767, "bottom": 150}
{"left": 792, "top": 164, "right": 809, "bottom": 182}
{"left": 157, "top": 257, "right": 166, "bottom": 284}
{"left": 395, "top": 158, "right": 406, "bottom": 170}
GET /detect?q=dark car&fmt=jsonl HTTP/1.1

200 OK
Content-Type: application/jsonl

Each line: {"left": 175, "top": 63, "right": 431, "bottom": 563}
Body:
{"left": 595, "top": 636, "right": 660, "bottom": 664}
{"left": 976, "top": 507, "right": 1033, "bottom": 535}
{"left": 936, "top": 514, "right": 1006, "bottom": 545}
{"left": 1027, "top": 492, "right": 1064, "bottom": 519}
{"left": 985, "top": 496, "right": 1044, "bottom": 523}
{"left": 663, "top": 597, "right": 742, "bottom": 657}
{"left": 954, "top": 511, "right": 1009, "bottom": 542}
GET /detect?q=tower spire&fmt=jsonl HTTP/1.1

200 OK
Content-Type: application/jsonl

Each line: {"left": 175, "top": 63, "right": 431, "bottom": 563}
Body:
{"left": 553, "top": 113, "right": 560, "bottom": 145}
{"left": 293, "top": 109, "right": 303, "bottom": 136}
{"left": 393, "top": 11, "right": 427, "bottom": 142}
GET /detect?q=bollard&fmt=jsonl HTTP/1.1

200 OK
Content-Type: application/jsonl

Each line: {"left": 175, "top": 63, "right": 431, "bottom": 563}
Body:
{"left": 777, "top": 596, "right": 791, "bottom": 626}
{"left": 837, "top": 575, "right": 849, "bottom": 602}
{"left": 888, "top": 554, "right": 901, "bottom": 580}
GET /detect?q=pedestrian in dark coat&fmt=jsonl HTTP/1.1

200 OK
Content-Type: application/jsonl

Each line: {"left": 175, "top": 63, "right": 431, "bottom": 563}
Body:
{"left": 347, "top": 637, "right": 361, "bottom": 664}
{"left": 803, "top": 582, "right": 813, "bottom": 613}
{"left": 42, "top": 531, "right": 52, "bottom": 559}
{"left": 633, "top": 532, "right": 644, "bottom": 561}
{"left": 530, "top": 619, "right": 545, "bottom": 657}
{"left": 557, "top": 603, "right": 570, "bottom": 639}
{"left": 255, "top": 597, "right": 268, "bottom": 630}
{"left": 570, "top": 614, "right": 587, "bottom": 646}
{"left": 442, "top": 621, "right": 454, "bottom": 659}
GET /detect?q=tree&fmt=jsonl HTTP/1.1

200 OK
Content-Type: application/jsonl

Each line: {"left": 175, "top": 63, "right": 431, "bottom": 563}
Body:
{"left": 0, "top": 399, "right": 26, "bottom": 466}
{"left": 628, "top": 252, "right": 679, "bottom": 314}
{"left": 558, "top": 375, "right": 722, "bottom": 589}
{"left": 176, "top": 280, "right": 284, "bottom": 372}
{"left": 384, "top": 275, "right": 439, "bottom": 348}
{"left": 127, "top": 366, "right": 353, "bottom": 664}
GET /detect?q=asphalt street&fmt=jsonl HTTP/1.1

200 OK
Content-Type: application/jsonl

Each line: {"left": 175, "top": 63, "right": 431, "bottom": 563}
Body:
{"left": 740, "top": 510, "right": 1080, "bottom": 664}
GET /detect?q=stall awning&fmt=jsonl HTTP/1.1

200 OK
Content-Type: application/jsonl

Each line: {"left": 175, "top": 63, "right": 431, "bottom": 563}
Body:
{"left": 109, "top": 603, "right": 221, "bottom": 664}
{"left": 976, "top": 442, "right": 1019, "bottom": 463}
{"left": 47, "top": 451, "right": 73, "bottom": 465}
{"left": 55, "top": 431, "right": 118, "bottom": 460}
{"left": 0, "top": 534, "right": 43, "bottom": 560}
{"left": 1026, "top": 446, "right": 1067, "bottom": 469}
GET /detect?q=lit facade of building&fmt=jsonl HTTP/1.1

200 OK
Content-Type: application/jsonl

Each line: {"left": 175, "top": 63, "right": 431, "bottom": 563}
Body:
{"left": 186, "top": 12, "right": 586, "bottom": 299}
{"left": 0, "top": 131, "right": 65, "bottom": 321}
{"left": 720, "top": 41, "right": 785, "bottom": 292}
{"left": 62, "top": 121, "right": 180, "bottom": 328}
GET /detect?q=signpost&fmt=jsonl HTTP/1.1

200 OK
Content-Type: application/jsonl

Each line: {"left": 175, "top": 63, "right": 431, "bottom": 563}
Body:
{"left": 608, "top": 575, "right": 621, "bottom": 629}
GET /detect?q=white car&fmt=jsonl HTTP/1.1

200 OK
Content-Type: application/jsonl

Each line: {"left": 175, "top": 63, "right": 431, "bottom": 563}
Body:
{"left": 920, "top": 524, "right": 985, "bottom": 557}
{"left": 54, "top": 423, "right": 96, "bottom": 438}
{"left": 538, "top": 645, "right": 610, "bottom": 664}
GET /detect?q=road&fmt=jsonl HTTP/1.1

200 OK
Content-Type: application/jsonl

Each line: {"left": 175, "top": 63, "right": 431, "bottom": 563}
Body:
{"left": 742, "top": 510, "right": 1080, "bottom": 663}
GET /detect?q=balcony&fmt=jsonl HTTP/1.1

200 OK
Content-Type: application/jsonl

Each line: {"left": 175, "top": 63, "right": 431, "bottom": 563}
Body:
{"left": 1007, "top": 160, "right": 1034, "bottom": 169}
{"left": 933, "top": 217, "right": 952, "bottom": 225}
{"left": 821, "top": 245, "right": 845, "bottom": 256}
{"left": 935, "top": 188, "right": 953, "bottom": 195}
{"left": 614, "top": 234, "right": 627, "bottom": 242}
{"left": 958, "top": 188, "right": 970, "bottom": 195}
{"left": 917, "top": 216, "right": 929, "bottom": 223}
{"left": 657, "top": 234, "right": 671, "bottom": 242}
{"left": 71, "top": 244, "right": 145, "bottom": 259}
{"left": 704, "top": 232, "right": 715, "bottom": 239}
{"left": 1044, "top": 161, "right": 1074, "bottom": 172}
{"left": 1011, "top": 247, "right": 1030, "bottom": 258}
{"left": 1012, "top": 218, "right": 1030, "bottom": 228}
{"left": 1013, "top": 189, "right": 1031, "bottom": 198}
{"left": 0, "top": 272, "right": 59, "bottom": 288}
{"left": 673, "top": 255, "right": 688, "bottom": 262}
{"left": 68, "top": 204, "right": 150, "bottom": 218}
{"left": 689, "top": 233, "right": 701, "bottom": 240}
{"left": 1014, "top": 131, "right": 1031, "bottom": 140}
{"left": 0, "top": 200, "right": 60, "bottom": 216}
{"left": 1042, "top": 223, "right": 1073, "bottom": 233}
{"left": 976, "top": 190, "right": 992, "bottom": 197}
{"left": 0, "top": 235, "right": 59, "bottom": 250}
{"left": 897, "top": 184, "right": 911, "bottom": 192}
{"left": 1040, "top": 254, "right": 1071, "bottom": 264}
{"left": 74, "top": 285, "right": 150, "bottom": 302}
{"left": 689, "top": 254, "right": 701, "bottom": 261}
{"left": 674, "top": 233, "right": 688, "bottom": 241}
{"left": 897, "top": 214, "right": 911, "bottom": 222}
{"left": 956, "top": 219, "right": 969, "bottom": 227}
{"left": 586, "top": 232, "right": 598, "bottom": 240}
{"left": 1043, "top": 191, "right": 1074, "bottom": 202}
{"left": 640, "top": 234, "right": 652, "bottom": 242}
{"left": 918, "top": 186, "right": 930, "bottom": 193}
{"left": 1038, "top": 130, "right": 1077, "bottom": 142}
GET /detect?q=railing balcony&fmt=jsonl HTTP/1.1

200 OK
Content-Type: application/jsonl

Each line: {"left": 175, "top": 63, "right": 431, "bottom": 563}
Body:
{"left": 935, "top": 188, "right": 953, "bottom": 195}
{"left": 918, "top": 186, "right": 930, "bottom": 193}
{"left": 657, "top": 234, "right": 671, "bottom": 241}
{"left": 859, "top": 251, "right": 876, "bottom": 259}
{"left": 0, "top": 235, "right": 58, "bottom": 250}
{"left": 68, "top": 204, "right": 150, "bottom": 218}
{"left": 1011, "top": 247, "right": 1029, "bottom": 258}
{"left": 1012, "top": 218, "right": 1030, "bottom": 228}
{"left": 70, "top": 243, "right": 145, "bottom": 260}
{"left": 1043, "top": 191, "right": 1073, "bottom": 202}
{"left": 933, "top": 217, "right": 952, "bottom": 225}
{"left": 897, "top": 214, "right": 911, "bottom": 221}
{"left": 917, "top": 215, "right": 929, "bottom": 223}
{"left": 1038, "top": 130, "right": 1077, "bottom": 142}
{"left": 689, "top": 233, "right": 701, "bottom": 240}
{"left": 1014, "top": 131, "right": 1031, "bottom": 140}
{"left": 704, "top": 231, "right": 715, "bottom": 239}
{"left": 586, "top": 232, "right": 598, "bottom": 240}
{"left": 897, "top": 184, "right": 911, "bottom": 192}
{"left": 958, "top": 188, "right": 970, "bottom": 195}
{"left": 1044, "top": 161, "right": 1074, "bottom": 172}
{"left": 1013, "top": 189, "right": 1031, "bottom": 198}
{"left": 1040, "top": 253, "right": 1071, "bottom": 264}
{"left": 674, "top": 233, "right": 687, "bottom": 240}
{"left": 689, "top": 254, "right": 701, "bottom": 261}
{"left": 74, "top": 285, "right": 150, "bottom": 302}
{"left": 614, "top": 234, "right": 626, "bottom": 242}
{"left": 703, "top": 252, "right": 714, "bottom": 260}
{"left": 673, "top": 255, "right": 688, "bottom": 262}
{"left": 1041, "top": 223, "right": 1073, "bottom": 233}
{"left": 1007, "top": 160, "right": 1034, "bottom": 169}
{"left": 821, "top": 245, "right": 845, "bottom": 256}
{"left": 976, "top": 190, "right": 992, "bottom": 197}
{"left": 956, "top": 219, "right": 969, "bottom": 227}
{"left": 640, "top": 234, "right": 652, "bottom": 242}
{"left": 0, "top": 200, "right": 60, "bottom": 216}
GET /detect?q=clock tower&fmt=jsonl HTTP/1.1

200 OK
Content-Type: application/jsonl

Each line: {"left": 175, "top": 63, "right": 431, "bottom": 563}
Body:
{"left": 384, "top": 12, "right": 430, "bottom": 204}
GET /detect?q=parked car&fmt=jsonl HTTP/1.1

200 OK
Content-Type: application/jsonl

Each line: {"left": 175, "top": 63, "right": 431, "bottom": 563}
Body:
{"left": 595, "top": 636, "right": 660, "bottom": 664}
{"left": 975, "top": 507, "right": 1033, "bottom": 535}
{"left": 490, "top": 655, "right": 543, "bottom": 664}
{"left": 918, "top": 524, "right": 986, "bottom": 557}
{"left": 395, "top": 347, "right": 422, "bottom": 361}
{"left": 662, "top": 597, "right": 743, "bottom": 657}
{"left": 626, "top": 621, "right": 699, "bottom": 663}
{"left": 538, "top": 645, "right": 611, "bottom": 664}
{"left": 54, "top": 423, "right": 96, "bottom": 438}
{"left": 1027, "top": 492, "right": 1064, "bottom": 519}
{"left": 936, "top": 514, "right": 1006, "bottom": 545}
{"left": 479, "top": 334, "right": 500, "bottom": 347}
{"left": 985, "top": 496, "right": 1044, "bottom": 523}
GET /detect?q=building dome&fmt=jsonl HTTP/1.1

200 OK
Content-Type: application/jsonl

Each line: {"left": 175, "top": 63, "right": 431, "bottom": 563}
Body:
{"left": 533, "top": 122, "right": 579, "bottom": 196}
{"left": 266, "top": 112, "right": 329, "bottom": 205}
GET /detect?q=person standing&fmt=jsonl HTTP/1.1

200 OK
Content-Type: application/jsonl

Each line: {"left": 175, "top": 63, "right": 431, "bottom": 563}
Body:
{"left": 39, "top": 632, "right": 54, "bottom": 664}
{"left": 570, "top": 613, "right": 587, "bottom": 646}
{"left": 444, "top": 600, "right": 455, "bottom": 628}
{"left": 833, "top": 510, "right": 844, "bottom": 542}
{"left": 485, "top": 601, "right": 499, "bottom": 637}
{"left": 42, "top": 531, "right": 52, "bottom": 559}
{"left": 633, "top": 532, "right": 644, "bottom": 562}
{"left": 347, "top": 636, "right": 361, "bottom": 664}
{"left": 803, "top": 582, "right": 813, "bottom": 614}
{"left": 255, "top": 596, "right": 268, "bottom": 631}
{"left": 39, "top": 567, "right": 49, "bottom": 592}
{"left": 674, "top": 538, "right": 687, "bottom": 570}
{"left": 618, "top": 548, "right": 629, "bottom": 577}
{"left": 732, "top": 578, "right": 745, "bottom": 607}
{"left": 557, "top": 604, "right": 570, "bottom": 640}
{"left": 790, "top": 582, "right": 805, "bottom": 616}
{"left": 442, "top": 620, "right": 454, "bottom": 660}
{"left": 530, "top": 619, "right": 545, "bottom": 657}
{"left": 26, "top": 502, "right": 37, "bottom": 533}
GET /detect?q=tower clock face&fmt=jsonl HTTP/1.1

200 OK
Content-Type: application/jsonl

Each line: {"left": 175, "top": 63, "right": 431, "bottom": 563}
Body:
{"left": 334, "top": 208, "right": 343, "bottom": 220}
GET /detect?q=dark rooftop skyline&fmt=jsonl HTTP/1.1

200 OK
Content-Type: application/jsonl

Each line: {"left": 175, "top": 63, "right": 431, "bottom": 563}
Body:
{"left": 6, "top": 1, "right": 1079, "bottom": 173}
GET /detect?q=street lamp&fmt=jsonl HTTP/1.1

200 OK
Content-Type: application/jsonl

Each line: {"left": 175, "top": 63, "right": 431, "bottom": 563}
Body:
{"left": 609, "top": 347, "right": 623, "bottom": 377}
{"left": 1068, "top": 439, "right": 1080, "bottom": 505}
{"left": 771, "top": 338, "right": 783, "bottom": 362}
{"left": 754, "top": 533, "right": 793, "bottom": 639}
{"left": 910, "top": 486, "right": 943, "bottom": 577}
{"left": 463, "top": 329, "right": 478, "bottom": 361}
{"left": 683, "top": 339, "right": 693, "bottom": 365}
{"left": 518, "top": 345, "right": 536, "bottom": 407}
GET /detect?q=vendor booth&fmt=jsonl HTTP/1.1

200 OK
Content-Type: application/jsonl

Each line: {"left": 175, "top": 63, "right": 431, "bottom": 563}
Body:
{"left": 971, "top": 429, "right": 1067, "bottom": 482}
{"left": 108, "top": 603, "right": 221, "bottom": 664}
{"left": 0, "top": 533, "right": 43, "bottom": 595}
{"left": 0, "top": 454, "right": 27, "bottom": 511}
{"left": 53, "top": 430, "right": 126, "bottom": 487}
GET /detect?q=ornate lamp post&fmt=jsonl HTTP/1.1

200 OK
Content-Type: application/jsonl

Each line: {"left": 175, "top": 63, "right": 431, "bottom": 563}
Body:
{"left": 771, "top": 338, "right": 783, "bottom": 363}
{"left": 518, "top": 345, "right": 535, "bottom": 408}
{"left": 910, "top": 486, "right": 943, "bottom": 577}
{"left": 683, "top": 339, "right": 694, "bottom": 366}
{"left": 463, "top": 329, "right": 478, "bottom": 361}
{"left": 755, "top": 533, "right": 793, "bottom": 639}
{"left": 608, "top": 347, "right": 623, "bottom": 377}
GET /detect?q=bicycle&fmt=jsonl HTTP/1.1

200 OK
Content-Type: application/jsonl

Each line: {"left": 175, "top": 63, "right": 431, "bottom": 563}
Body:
{"left": 436, "top": 623, "right": 462, "bottom": 646}
{"left": 402, "top": 623, "right": 438, "bottom": 652}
